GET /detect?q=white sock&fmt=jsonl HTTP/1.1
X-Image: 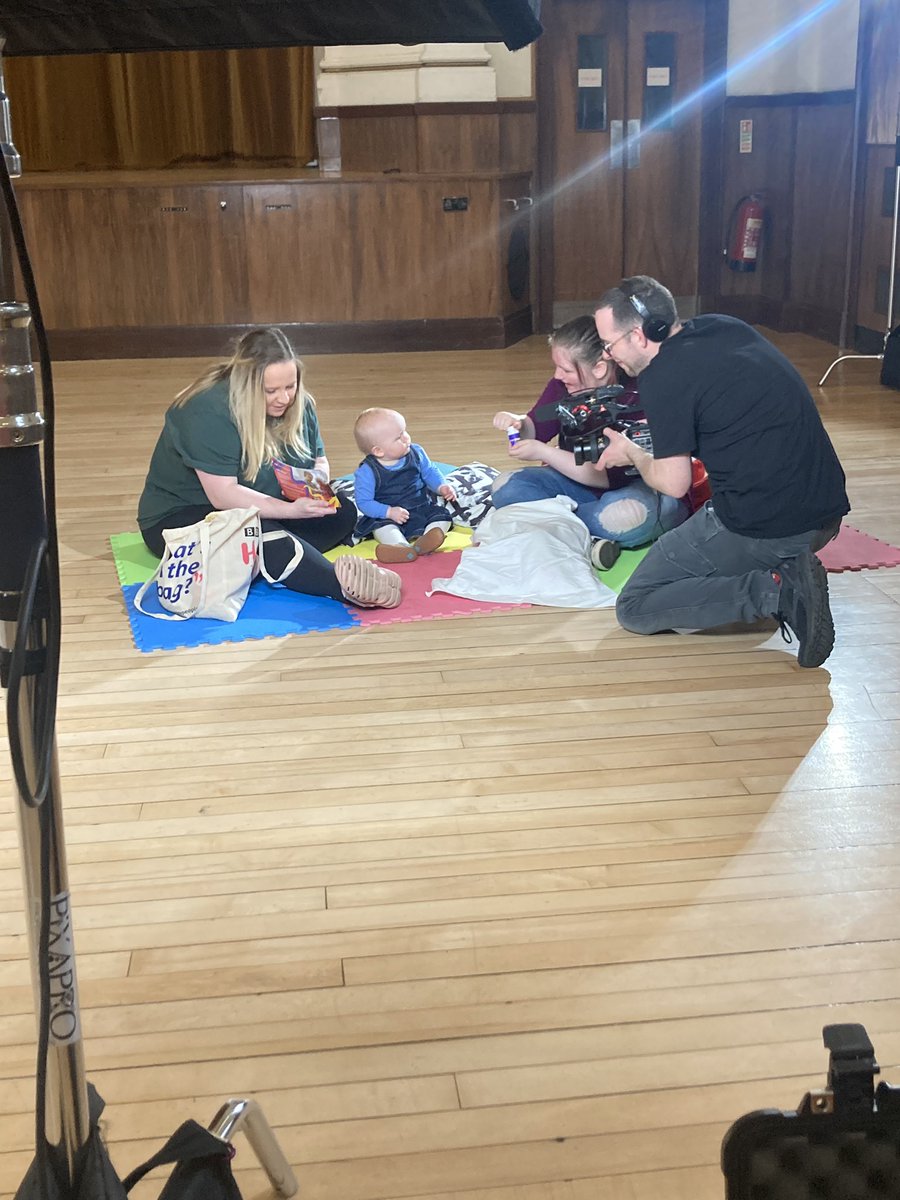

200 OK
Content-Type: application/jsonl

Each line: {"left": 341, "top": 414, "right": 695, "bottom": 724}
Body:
{"left": 374, "top": 526, "right": 410, "bottom": 547}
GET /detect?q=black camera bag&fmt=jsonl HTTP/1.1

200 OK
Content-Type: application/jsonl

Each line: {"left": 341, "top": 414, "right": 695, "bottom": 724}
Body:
{"left": 722, "top": 1024, "right": 900, "bottom": 1198}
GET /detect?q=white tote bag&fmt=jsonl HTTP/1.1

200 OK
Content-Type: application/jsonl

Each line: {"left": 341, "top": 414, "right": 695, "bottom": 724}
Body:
{"left": 134, "top": 507, "right": 303, "bottom": 622}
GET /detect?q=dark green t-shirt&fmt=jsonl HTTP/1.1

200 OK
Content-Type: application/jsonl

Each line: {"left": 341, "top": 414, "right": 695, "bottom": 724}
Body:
{"left": 137, "top": 379, "right": 325, "bottom": 530}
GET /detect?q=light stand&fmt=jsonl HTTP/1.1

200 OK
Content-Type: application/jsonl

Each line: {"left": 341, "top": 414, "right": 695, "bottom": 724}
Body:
{"left": 819, "top": 125, "right": 900, "bottom": 386}
{"left": 0, "top": 94, "right": 92, "bottom": 1186}
{"left": 0, "top": 38, "right": 297, "bottom": 1199}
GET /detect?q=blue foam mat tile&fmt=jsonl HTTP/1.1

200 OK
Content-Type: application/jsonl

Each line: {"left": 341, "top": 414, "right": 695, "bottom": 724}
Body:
{"left": 122, "top": 579, "right": 359, "bottom": 653}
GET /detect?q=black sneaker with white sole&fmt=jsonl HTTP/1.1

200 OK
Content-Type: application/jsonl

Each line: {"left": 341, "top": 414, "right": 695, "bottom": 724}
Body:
{"left": 590, "top": 538, "right": 622, "bottom": 571}
{"left": 773, "top": 550, "right": 834, "bottom": 668}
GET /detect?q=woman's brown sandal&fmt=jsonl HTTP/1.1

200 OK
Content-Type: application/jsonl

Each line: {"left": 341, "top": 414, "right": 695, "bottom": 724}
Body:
{"left": 334, "top": 555, "right": 402, "bottom": 609}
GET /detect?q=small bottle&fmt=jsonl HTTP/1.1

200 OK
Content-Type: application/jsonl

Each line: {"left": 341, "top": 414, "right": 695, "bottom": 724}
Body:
{"left": 506, "top": 424, "right": 521, "bottom": 447}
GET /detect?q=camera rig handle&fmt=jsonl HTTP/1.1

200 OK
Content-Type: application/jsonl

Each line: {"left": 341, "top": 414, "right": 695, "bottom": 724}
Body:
{"left": 568, "top": 384, "right": 625, "bottom": 411}
{"left": 825, "top": 1024, "right": 879, "bottom": 1107}
{"left": 799, "top": 1024, "right": 879, "bottom": 1117}
{"left": 532, "top": 384, "right": 625, "bottom": 425}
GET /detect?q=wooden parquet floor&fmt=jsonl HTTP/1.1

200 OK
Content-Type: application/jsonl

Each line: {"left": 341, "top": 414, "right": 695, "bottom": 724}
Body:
{"left": 1, "top": 331, "right": 899, "bottom": 1199}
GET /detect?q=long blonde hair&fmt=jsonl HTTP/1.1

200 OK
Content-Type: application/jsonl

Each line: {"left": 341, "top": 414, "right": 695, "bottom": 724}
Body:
{"left": 173, "top": 327, "right": 314, "bottom": 481}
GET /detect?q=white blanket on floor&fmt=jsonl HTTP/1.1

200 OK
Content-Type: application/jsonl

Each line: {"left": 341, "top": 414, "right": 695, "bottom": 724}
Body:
{"left": 428, "top": 496, "right": 618, "bottom": 609}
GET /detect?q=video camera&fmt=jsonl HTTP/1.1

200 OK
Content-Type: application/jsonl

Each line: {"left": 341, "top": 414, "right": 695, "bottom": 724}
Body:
{"left": 534, "top": 384, "right": 653, "bottom": 466}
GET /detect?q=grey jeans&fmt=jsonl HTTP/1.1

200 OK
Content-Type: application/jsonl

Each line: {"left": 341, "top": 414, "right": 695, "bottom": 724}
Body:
{"left": 616, "top": 501, "right": 837, "bottom": 634}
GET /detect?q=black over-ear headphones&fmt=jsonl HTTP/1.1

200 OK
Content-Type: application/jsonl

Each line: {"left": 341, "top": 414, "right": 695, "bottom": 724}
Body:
{"left": 625, "top": 291, "right": 671, "bottom": 343}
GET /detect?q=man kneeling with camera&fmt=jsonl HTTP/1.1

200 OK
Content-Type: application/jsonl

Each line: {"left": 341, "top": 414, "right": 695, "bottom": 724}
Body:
{"left": 491, "top": 315, "right": 690, "bottom": 570}
{"left": 593, "top": 276, "right": 849, "bottom": 668}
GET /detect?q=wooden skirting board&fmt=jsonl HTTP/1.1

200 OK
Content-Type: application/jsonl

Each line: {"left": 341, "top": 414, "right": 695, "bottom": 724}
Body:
{"left": 713, "top": 295, "right": 844, "bottom": 347}
{"left": 45, "top": 309, "right": 534, "bottom": 360}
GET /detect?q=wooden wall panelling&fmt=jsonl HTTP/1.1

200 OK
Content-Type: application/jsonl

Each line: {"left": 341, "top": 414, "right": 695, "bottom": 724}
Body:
{"left": 716, "top": 95, "right": 857, "bottom": 339}
{"left": 130, "top": 184, "right": 249, "bottom": 326}
{"left": 16, "top": 183, "right": 248, "bottom": 329}
{"left": 855, "top": 144, "right": 898, "bottom": 338}
{"left": 498, "top": 173, "right": 534, "bottom": 319}
{"left": 499, "top": 110, "right": 537, "bottom": 174}
{"left": 622, "top": 0, "right": 706, "bottom": 301}
{"left": 318, "top": 104, "right": 539, "bottom": 177}
{"left": 696, "top": 0, "right": 729, "bottom": 312}
{"left": 14, "top": 188, "right": 90, "bottom": 329}
{"left": 416, "top": 115, "right": 500, "bottom": 175}
{"left": 243, "top": 177, "right": 502, "bottom": 325}
{"left": 14, "top": 171, "right": 531, "bottom": 354}
{"left": 346, "top": 181, "right": 414, "bottom": 320}
{"left": 353, "top": 179, "right": 499, "bottom": 320}
{"left": 330, "top": 111, "right": 419, "bottom": 174}
{"left": 242, "top": 182, "right": 356, "bottom": 323}
{"left": 541, "top": 0, "right": 628, "bottom": 305}
{"left": 786, "top": 101, "right": 855, "bottom": 336}
{"left": 19, "top": 185, "right": 175, "bottom": 328}
{"left": 717, "top": 105, "right": 795, "bottom": 313}
{"left": 534, "top": 6, "right": 559, "bottom": 330}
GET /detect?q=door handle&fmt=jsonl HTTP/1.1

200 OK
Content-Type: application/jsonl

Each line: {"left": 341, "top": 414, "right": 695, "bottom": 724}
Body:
{"left": 609, "top": 120, "right": 624, "bottom": 170}
{"left": 626, "top": 119, "right": 641, "bottom": 168}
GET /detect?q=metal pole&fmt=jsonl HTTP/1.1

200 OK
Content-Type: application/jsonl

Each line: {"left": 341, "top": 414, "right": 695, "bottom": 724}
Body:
{"left": 0, "top": 301, "right": 91, "bottom": 1186}
{"left": 886, "top": 151, "right": 900, "bottom": 342}
{"left": 208, "top": 1099, "right": 299, "bottom": 1197}
{"left": 7, "top": 695, "right": 92, "bottom": 1175}
{"left": 0, "top": 37, "right": 17, "bottom": 301}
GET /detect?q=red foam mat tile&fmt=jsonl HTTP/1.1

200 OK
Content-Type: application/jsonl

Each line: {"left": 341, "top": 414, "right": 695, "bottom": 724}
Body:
{"left": 816, "top": 524, "right": 900, "bottom": 573}
{"left": 351, "top": 550, "right": 531, "bottom": 626}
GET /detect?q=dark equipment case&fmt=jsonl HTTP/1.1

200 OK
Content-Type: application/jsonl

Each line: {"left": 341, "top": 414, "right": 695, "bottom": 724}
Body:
{"left": 722, "top": 1024, "right": 900, "bottom": 1198}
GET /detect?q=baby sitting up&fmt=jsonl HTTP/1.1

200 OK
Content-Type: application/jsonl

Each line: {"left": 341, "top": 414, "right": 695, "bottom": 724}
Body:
{"left": 353, "top": 407, "right": 457, "bottom": 563}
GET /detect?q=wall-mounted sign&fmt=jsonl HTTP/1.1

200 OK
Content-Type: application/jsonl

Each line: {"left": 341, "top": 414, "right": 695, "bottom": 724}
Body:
{"left": 577, "top": 67, "right": 603, "bottom": 87}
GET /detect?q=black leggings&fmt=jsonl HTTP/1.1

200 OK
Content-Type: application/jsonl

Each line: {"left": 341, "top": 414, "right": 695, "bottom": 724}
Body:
{"left": 140, "top": 495, "right": 358, "bottom": 601}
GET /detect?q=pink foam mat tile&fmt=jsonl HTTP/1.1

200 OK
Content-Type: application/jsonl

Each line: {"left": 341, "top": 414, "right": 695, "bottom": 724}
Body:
{"left": 346, "top": 550, "right": 531, "bottom": 626}
{"left": 816, "top": 524, "right": 900, "bottom": 573}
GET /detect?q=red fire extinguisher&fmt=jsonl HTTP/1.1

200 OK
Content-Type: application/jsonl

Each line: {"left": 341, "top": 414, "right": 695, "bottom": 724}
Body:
{"left": 725, "top": 194, "right": 765, "bottom": 272}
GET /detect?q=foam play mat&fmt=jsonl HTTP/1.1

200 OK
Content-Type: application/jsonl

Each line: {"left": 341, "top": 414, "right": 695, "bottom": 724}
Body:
{"left": 592, "top": 545, "right": 650, "bottom": 591}
{"left": 595, "top": 524, "right": 900, "bottom": 581}
{"left": 333, "top": 549, "right": 531, "bottom": 627}
{"left": 121, "top": 578, "right": 358, "bottom": 652}
{"left": 111, "top": 517, "right": 892, "bottom": 654}
{"left": 111, "top": 530, "right": 533, "bottom": 653}
{"left": 815, "top": 524, "right": 900, "bottom": 572}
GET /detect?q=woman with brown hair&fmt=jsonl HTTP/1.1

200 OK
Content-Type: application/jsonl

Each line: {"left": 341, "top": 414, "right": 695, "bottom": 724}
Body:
{"left": 491, "top": 315, "right": 689, "bottom": 568}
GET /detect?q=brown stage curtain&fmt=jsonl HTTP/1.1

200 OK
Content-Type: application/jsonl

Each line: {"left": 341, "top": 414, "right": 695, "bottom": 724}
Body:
{"left": 6, "top": 47, "right": 316, "bottom": 171}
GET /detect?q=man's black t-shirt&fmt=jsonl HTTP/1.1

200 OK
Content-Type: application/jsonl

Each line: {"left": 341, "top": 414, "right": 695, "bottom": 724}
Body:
{"left": 639, "top": 314, "right": 850, "bottom": 538}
